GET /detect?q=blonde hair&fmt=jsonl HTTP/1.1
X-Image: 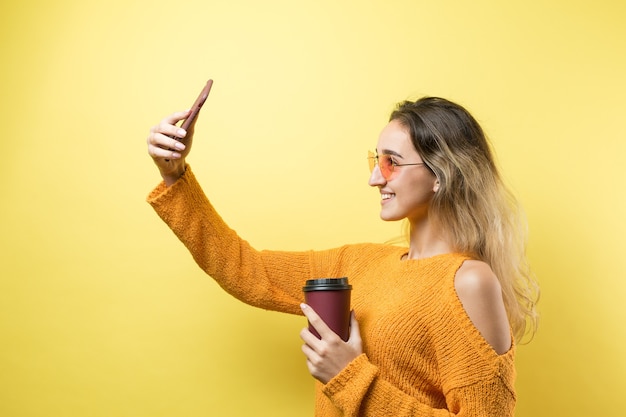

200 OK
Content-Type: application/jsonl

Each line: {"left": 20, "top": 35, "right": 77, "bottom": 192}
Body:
{"left": 391, "top": 97, "right": 539, "bottom": 342}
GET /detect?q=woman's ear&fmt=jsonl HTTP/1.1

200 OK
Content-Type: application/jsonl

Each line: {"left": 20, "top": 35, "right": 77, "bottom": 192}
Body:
{"left": 433, "top": 180, "right": 440, "bottom": 193}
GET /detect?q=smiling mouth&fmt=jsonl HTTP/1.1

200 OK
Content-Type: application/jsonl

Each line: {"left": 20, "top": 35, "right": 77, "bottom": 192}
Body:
{"left": 381, "top": 193, "right": 395, "bottom": 200}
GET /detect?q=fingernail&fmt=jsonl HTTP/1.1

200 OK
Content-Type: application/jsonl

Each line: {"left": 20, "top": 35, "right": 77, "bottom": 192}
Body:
{"left": 174, "top": 142, "right": 185, "bottom": 150}
{"left": 177, "top": 129, "right": 186, "bottom": 137}
{"left": 300, "top": 303, "right": 308, "bottom": 310}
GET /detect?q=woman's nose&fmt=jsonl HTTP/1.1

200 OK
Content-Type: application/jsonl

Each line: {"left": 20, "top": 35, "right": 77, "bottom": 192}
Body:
{"left": 368, "top": 165, "right": 386, "bottom": 187}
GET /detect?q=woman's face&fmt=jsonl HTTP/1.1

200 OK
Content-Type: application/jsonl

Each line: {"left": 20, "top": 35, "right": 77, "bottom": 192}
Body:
{"left": 368, "top": 119, "right": 439, "bottom": 223}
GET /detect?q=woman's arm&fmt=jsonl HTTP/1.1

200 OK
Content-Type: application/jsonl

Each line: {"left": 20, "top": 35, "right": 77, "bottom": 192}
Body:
{"left": 147, "top": 165, "right": 311, "bottom": 314}
{"left": 455, "top": 260, "right": 512, "bottom": 355}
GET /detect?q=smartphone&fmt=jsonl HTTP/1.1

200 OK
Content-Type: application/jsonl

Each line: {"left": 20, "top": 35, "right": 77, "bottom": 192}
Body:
{"left": 165, "top": 80, "right": 213, "bottom": 161}
{"left": 180, "top": 79, "right": 213, "bottom": 131}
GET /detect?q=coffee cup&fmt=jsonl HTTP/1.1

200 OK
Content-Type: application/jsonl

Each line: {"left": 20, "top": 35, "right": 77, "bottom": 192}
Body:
{"left": 303, "top": 277, "right": 352, "bottom": 341}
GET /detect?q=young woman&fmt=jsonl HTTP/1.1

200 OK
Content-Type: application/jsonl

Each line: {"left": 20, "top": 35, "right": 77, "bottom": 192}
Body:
{"left": 146, "top": 96, "right": 539, "bottom": 416}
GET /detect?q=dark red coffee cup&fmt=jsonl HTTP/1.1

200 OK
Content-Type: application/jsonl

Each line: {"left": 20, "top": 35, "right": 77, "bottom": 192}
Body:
{"left": 303, "top": 277, "right": 352, "bottom": 341}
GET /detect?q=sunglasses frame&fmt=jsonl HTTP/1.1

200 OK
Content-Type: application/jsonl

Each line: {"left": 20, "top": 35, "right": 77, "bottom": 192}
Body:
{"left": 368, "top": 150, "right": 426, "bottom": 180}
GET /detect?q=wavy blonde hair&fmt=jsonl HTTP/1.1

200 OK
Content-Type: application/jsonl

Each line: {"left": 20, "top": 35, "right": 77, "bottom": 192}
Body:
{"left": 390, "top": 97, "right": 539, "bottom": 342}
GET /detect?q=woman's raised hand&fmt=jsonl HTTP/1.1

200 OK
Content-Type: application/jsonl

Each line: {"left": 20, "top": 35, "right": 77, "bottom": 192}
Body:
{"left": 146, "top": 110, "right": 195, "bottom": 186}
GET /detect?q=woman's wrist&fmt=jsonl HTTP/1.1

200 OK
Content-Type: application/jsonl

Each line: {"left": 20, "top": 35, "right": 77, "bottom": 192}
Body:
{"left": 161, "top": 162, "right": 187, "bottom": 187}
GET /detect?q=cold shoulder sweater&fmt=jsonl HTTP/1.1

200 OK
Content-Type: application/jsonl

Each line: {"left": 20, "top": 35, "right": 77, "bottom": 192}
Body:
{"left": 147, "top": 166, "right": 516, "bottom": 416}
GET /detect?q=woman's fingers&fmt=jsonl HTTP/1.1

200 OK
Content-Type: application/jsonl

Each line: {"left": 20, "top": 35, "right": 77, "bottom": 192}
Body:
{"left": 147, "top": 110, "right": 193, "bottom": 161}
{"left": 147, "top": 115, "right": 188, "bottom": 145}
{"left": 147, "top": 131, "right": 186, "bottom": 155}
{"left": 148, "top": 144, "right": 182, "bottom": 160}
{"left": 300, "top": 303, "right": 335, "bottom": 340}
{"left": 163, "top": 109, "right": 192, "bottom": 127}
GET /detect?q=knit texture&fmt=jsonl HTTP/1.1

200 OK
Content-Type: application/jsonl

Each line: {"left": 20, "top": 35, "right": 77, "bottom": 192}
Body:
{"left": 147, "top": 166, "right": 517, "bottom": 416}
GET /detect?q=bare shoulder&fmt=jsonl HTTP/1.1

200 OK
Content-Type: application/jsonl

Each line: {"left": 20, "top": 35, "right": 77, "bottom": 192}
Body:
{"left": 455, "top": 260, "right": 500, "bottom": 294}
{"left": 454, "top": 260, "right": 512, "bottom": 355}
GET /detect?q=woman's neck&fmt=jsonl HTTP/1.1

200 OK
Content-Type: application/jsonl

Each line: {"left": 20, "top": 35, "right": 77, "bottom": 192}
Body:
{"left": 406, "top": 220, "right": 453, "bottom": 260}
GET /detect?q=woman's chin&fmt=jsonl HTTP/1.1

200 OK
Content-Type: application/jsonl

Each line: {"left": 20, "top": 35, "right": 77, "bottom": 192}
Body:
{"left": 379, "top": 210, "right": 403, "bottom": 222}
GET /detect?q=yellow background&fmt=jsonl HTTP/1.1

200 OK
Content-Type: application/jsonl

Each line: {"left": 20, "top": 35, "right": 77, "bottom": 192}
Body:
{"left": 1, "top": 0, "right": 625, "bottom": 416}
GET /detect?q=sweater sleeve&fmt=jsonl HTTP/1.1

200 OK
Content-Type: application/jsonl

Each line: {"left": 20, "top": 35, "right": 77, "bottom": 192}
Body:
{"left": 322, "top": 353, "right": 515, "bottom": 416}
{"left": 147, "top": 166, "right": 310, "bottom": 315}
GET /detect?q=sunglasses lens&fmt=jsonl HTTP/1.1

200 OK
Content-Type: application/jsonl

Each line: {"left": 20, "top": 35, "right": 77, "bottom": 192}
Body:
{"left": 379, "top": 155, "right": 393, "bottom": 179}
{"left": 368, "top": 151, "right": 394, "bottom": 179}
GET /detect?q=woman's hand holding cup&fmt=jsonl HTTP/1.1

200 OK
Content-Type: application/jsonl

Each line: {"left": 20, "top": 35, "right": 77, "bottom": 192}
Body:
{"left": 300, "top": 304, "right": 363, "bottom": 384}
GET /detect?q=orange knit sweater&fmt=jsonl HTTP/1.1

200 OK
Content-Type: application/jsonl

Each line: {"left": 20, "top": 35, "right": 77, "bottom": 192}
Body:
{"left": 147, "top": 167, "right": 517, "bottom": 416}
